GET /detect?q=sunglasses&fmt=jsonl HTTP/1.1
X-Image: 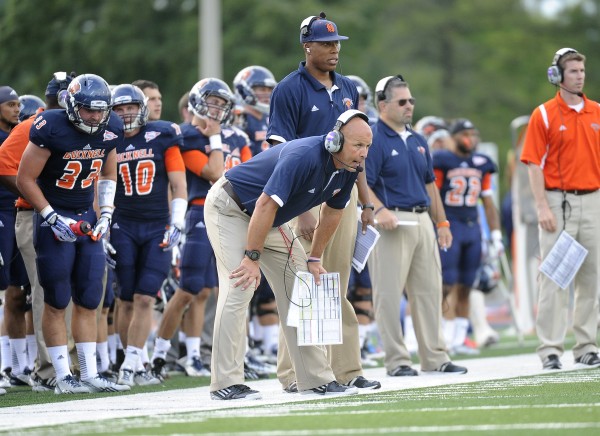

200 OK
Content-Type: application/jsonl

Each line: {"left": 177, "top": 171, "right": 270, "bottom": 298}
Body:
{"left": 388, "top": 98, "right": 415, "bottom": 107}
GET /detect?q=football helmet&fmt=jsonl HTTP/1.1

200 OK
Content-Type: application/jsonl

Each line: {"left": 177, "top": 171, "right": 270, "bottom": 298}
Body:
{"left": 65, "top": 74, "right": 112, "bottom": 135}
{"left": 347, "top": 75, "right": 372, "bottom": 105}
{"left": 188, "top": 78, "right": 234, "bottom": 124}
{"left": 233, "top": 66, "right": 277, "bottom": 115}
{"left": 18, "top": 95, "right": 46, "bottom": 122}
{"left": 414, "top": 116, "right": 447, "bottom": 138}
{"left": 111, "top": 84, "right": 149, "bottom": 131}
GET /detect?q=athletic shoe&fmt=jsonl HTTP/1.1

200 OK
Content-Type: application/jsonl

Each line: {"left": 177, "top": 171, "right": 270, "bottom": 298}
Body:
{"left": 184, "top": 356, "right": 211, "bottom": 377}
{"left": 542, "top": 354, "right": 562, "bottom": 370}
{"left": 451, "top": 344, "right": 481, "bottom": 356}
{"left": 245, "top": 354, "right": 276, "bottom": 375}
{"left": 210, "top": 384, "right": 262, "bottom": 400}
{"left": 0, "top": 371, "right": 10, "bottom": 388}
{"left": 10, "top": 367, "right": 33, "bottom": 386}
{"left": 301, "top": 380, "right": 359, "bottom": 396}
{"left": 117, "top": 368, "right": 135, "bottom": 387}
{"left": 54, "top": 374, "right": 91, "bottom": 394}
{"left": 134, "top": 370, "right": 161, "bottom": 386}
{"left": 360, "top": 348, "right": 379, "bottom": 367}
{"left": 99, "top": 369, "right": 118, "bottom": 383}
{"left": 0, "top": 387, "right": 5, "bottom": 395}
{"left": 31, "top": 374, "right": 56, "bottom": 392}
{"left": 151, "top": 357, "right": 167, "bottom": 382}
{"left": 345, "top": 375, "right": 381, "bottom": 389}
{"left": 428, "top": 362, "right": 468, "bottom": 374}
{"left": 81, "top": 374, "right": 131, "bottom": 393}
{"left": 244, "top": 362, "right": 269, "bottom": 380}
{"left": 574, "top": 352, "right": 600, "bottom": 369}
{"left": 387, "top": 365, "right": 418, "bottom": 377}
{"left": 283, "top": 380, "right": 298, "bottom": 394}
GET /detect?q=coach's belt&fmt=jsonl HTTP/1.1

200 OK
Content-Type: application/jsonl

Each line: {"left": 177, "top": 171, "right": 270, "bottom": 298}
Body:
{"left": 389, "top": 205, "right": 429, "bottom": 213}
{"left": 546, "top": 188, "right": 598, "bottom": 196}
{"left": 223, "top": 180, "right": 248, "bottom": 213}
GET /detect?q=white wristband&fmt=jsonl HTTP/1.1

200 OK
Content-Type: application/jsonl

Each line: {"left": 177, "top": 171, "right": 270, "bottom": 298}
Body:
{"left": 40, "top": 205, "right": 55, "bottom": 221}
{"left": 97, "top": 179, "right": 116, "bottom": 209}
{"left": 170, "top": 197, "right": 187, "bottom": 229}
{"left": 209, "top": 134, "right": 222, "bottom": 151}
{"left": 491, "top": 229, "right": 502, "bottom": 242}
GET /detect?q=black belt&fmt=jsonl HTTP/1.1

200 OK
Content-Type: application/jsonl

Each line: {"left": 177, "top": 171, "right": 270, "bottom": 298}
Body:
{"left": 389, "top": 205, "right": 429, "bottom": 213}
{"left": 223, "top": 180, "right": 248, "bottom": 213}
{"left": 547, "top": 188, "right": 598, "bottom": 196}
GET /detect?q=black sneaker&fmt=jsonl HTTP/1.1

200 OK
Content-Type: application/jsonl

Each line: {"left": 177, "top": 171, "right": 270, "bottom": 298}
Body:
{"left": 210, "top": 384, "right": 262, "bottom": 400}
{"left": 31, "top": 374, "right": 57, "bottom": 392}
{"left": 283, "top": 380, "right": 298, "bottom": 393}
{"left": 151, "top": 357, "right": 167, "bottom": 381}
{"left": 574, "top": 352, "right": 600, "bottom": 368}
{"left": 430, "top": 362, "right": 468, "bottom": 374}
{"left": 244, "top": 363, "right": 269, "bottom": 380}
{"left": 301, "top": 380, "right": 359, "bottom": 396}
{"left": 542, "top": 354, "right": 562, "bottom": 370}
{"left": 387, "top": 365, "right": 418, "bottom": 377}
{"left": 345, "top": 375, "right": 381, "bottom": 389}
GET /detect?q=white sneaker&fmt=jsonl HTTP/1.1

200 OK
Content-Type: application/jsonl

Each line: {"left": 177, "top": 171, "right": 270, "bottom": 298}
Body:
{"left": 81, "top": 374, "right": 131, "bottom": 393}
{"left": 0, "top": 372, "right": 10, "bottom": 388}
{"left": 134, "top": 370, "right": 161, "bottom": 386}
{"left": 0, "top": 387, "right": 5, "bottom": 395}
{"left": 54, "top": 374, "right": 91, "bottom": 394}
{"left": 185, "top": 357, "right": 211, "bottom": 377}
{"left": 117, "top": 368, "right": 136, "bottom": 387}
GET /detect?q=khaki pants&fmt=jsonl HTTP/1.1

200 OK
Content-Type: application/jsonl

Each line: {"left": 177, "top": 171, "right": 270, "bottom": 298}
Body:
{"left": 536, "top": 190, "right": 600, "bottom": 360}
{"left": 205, "top": 178, "right": 335, "bottom": 392}
{"left": 368, "top": 211, "right": 449, "bottom": 371}
{"left": 278, "top": 186, "right": 362, "bottom": 387}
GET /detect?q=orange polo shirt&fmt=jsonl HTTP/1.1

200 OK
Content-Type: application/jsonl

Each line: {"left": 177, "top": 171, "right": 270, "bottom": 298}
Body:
{"left": 520, "top": 92, "right": 600, "bottom": 190}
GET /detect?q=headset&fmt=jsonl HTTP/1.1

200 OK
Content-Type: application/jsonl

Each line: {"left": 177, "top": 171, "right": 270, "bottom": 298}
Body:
{"left": 547, "top": 47, "right": 578, "bottom": 85}
{"left": 375, "top": 74, "right": 405, "bottom": 102}
{"left": 324, "top": 109, "right": 369, "bottom": 153}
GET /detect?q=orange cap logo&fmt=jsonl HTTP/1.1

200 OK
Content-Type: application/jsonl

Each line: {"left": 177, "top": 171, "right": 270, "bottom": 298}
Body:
{"left": 68, "top": 80, "right": 81, "bottom": 95}
{"left": 326, "top": 23, "right": 335, "bottom": 33}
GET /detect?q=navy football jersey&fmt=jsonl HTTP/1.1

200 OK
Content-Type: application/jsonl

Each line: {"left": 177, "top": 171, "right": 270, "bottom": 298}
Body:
{"left": 236, "top": 112, "right": 270, "bottom": 156}
{"left": 114, "top": 120, "right": 183, "bottom": 222}
{"left": 433, "top": 149, "right": 497, "bottom": 222}
{"left": 179, "top": 122, "right": 251, "bottom": 201}
{"left": 29, "top": 109, "right": 124, "bottom": 210}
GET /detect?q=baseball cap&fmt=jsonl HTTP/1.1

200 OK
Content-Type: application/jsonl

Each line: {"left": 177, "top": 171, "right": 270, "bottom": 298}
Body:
{"left": 45, "top": 71, "right": 75, "bottom": 97}
{"left": 0, "top": 86, "right": 19, "bottom": 104}
{"left": 300, "top": 13, "right": 348, "bottom": 43}
{"left": 450, "top": 118, "right": 477, "bottom": 135}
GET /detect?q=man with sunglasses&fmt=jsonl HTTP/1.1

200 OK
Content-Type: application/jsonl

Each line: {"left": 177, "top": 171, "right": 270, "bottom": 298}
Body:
{"left": 365, "top": 75, "right": 468, "bottom": 377}
{"left": 266, "top": 12, "right": 380, "bottom": 393}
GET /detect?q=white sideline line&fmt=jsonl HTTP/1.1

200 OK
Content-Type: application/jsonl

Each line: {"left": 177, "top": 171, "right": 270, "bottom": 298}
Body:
{"left": 0, "top": 351, "right": 595, "bottom": 431}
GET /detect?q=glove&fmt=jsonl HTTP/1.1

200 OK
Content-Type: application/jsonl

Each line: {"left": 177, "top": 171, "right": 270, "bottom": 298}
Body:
{"left": 102, "top": 238, "right": 117, "bottom": 270}
{"left": 490, "top": 229, "right": 505, "bottom": 256}
{"left": 45, "top": 211, "right": 78, "bottom": 242}
{"left": 91, "top": 213, "right": 111, "bottom": 241}
{"left": 160, "top": 225, "right": 182, "bottom": 251}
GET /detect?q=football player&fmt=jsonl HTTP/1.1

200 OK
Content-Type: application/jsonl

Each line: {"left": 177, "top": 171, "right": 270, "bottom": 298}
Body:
{"left": 109, "top": 84, "right": 187, "bottom": 387}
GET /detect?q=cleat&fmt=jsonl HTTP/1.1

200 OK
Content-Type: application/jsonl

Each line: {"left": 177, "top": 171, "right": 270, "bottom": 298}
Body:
{"left": 10, "top": 367, "right": 33, "bottom": 386}
{"left": 117, "top": 368, "right": 136, "bottom": 386}
{"left": 31, "top": 374, "right": 56, "bottom": 392}
{"left": 210, "top": 384, "right": 262, "bottom": 400}
{"left": 54, "top": 374, "right": 91, "bottom": 394}
{"left": 0, "top": 387, "right": 5, "bottom": 395}
{"left": 99, "top": 369, "right": 118, "bottom": 383}
{"left": 387, "top": 365, "right": 418, "bottom": 377}
{"left": 302, "top": 380, "right": 359, "bottom": 396}
{"left": 284, "top": 380, "right": 298, "bottom": 394}
{"left": 451, "top": 344, "right": 481, "bottom": 356}
{"left": 345, "top": 375, "right": 381, "bottom": 389}
{"left": 428, "top": 361, "right": 468, "bottom": 374}
{"left": 185, "top": 357, "right": 211, "bottom": 377}
{"left": 245, "top": 354, "right": 276, "bottom": 375}
{"left": 542, "top": 354, "right": 562, "bottom": 370}
{"left": 574, "top": 352, "right": 600, "bottom": 369}
{"left": 0, "top": 371, "right": 11, "bottom": 388}
{"left": 151, "top": 357, "right": 167, "bottom": 382}
{"left": 244, "top": 362, "right": 269, "bottom": 380}
{"left": 81, "top": 374, "right": 131, "bottom": 393}
{"left": 134, "top": 370, "right": 161, "bottom": 386}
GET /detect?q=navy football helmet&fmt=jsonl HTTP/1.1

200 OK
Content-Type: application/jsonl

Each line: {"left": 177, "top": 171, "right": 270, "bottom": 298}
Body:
{"left": 111, "top": 84, "right": 149, "bottom": 131}
{"left": 347, "top": 75, "right": 372, "bottom": 105}
{"left": 188, "top": 78, "right": 234, "bottom": 124}
{"left": 66, "top": 74, "right": 112, "bottom": 134}
{"left": 233, "top": 66, "right": 277, "bottom": 115}
{"left": 18, "top": 95, "right": 46, "bottom": 122}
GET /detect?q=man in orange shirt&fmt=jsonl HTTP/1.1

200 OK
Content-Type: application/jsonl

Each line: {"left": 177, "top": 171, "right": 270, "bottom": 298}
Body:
{"left": 521, "top": 48, "right": 600, "bottom": 370}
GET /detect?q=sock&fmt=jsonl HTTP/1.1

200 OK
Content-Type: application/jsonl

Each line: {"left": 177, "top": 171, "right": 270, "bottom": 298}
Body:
{"left": 76, "top": 342, "right": 98, "bottom": 381}
{"left": 152, "top": 337, "right": 171, "bottom": 361}
{"left": 96, "top": 342, "right": 109, "bottom": 373}
{"left": 261, "top": 324, "right": 279, "bottom": 355}
{"left": 185, "top": 337, "right": 201, "bottom": 364}
{"left": 141, "top": 343, "right": 150, "bottom": 365}
{"left": 250, "top": 317, "right": 263, "bottom": 343}
{"left": 48, "top": 345, "right": 71, "bottom": 380}
{"left": 358, "top": 324, "right": 369, "bottom": 349}
{"left": 0, "top": 335, "right": 10, "bottom": 372}
{"left": 26, "top": 334, "right": 37, "bottom": 369}
{"left": 453, "top": 317, "right": 470, "bottom": 348}
{"left": 403, "top": 315, "right": 418, "bottom": 354}
{"left": 9, "top": 338, "right": 28, "bottom": 374}
{"left": 122, "top": 345, "right": 142, "bottom": 371}
{"left": 443, "top": 319, "right": 455, "bottom": 349}
{"left": 107, "top": 333, "right": 117, "bottom": 365}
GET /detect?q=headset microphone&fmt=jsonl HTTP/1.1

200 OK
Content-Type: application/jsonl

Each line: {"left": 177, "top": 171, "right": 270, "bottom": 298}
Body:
{"left": 332, "top": 154, "right": 363, "bottom": 172}
{"left": 559, "top": 85, "right": 583, "bottom": 97}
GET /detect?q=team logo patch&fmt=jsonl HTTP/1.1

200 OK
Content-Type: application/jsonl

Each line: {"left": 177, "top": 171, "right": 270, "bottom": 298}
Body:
{"left": 144, "top": 131, "right": 161, "bottom": 142}
{"left": 332, "top": 188, "right": 341, "bottom": 196}
{"left": 68, "top": 80, "right": 81, "bottom": 96}
{"left": 591, "top": 123, "right": 600, "bottom": 132}
{"left": 103, "top": 130, "right": 118, "bottom": 141}
{"left": 472, "top": 156, "right": 487, "bottom": 166}
{"left": 417, "top": 146, "right": 426, "bottom": 155}
{"left": 326, "top": 23, "right": 335, "bottom": 33}
{"left": 343, "top": 98, "right": 353, "bottom": 109}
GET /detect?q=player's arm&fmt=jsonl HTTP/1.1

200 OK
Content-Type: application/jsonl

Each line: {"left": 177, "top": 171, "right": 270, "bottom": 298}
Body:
{"left": 15, "top": 142, "right": 51, "bottom": 212}
{"left": 230, "top": 192, "right": 279, "bottom": 291}
{"left": 161, "top": 146, "right": 188, "bottom": 250}
{"left": 92, "top": 149, "right": 117, "bottom": 241}
{"left": 426, "top": 181, "right": 452, "bottom": 250}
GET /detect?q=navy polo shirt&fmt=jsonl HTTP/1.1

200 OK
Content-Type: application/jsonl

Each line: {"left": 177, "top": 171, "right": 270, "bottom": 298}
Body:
{"left": 267, "top": 62, "right": 359, "bottom": 143}
{"left": 366, "top": 120, "right": 434, "bottom": 208}
{"left": 225, "top": 135, "right": 357, "bottom": 227}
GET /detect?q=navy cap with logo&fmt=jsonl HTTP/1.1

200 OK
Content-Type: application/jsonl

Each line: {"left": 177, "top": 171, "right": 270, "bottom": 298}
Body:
{"left": 300, "top": 13, "right": 348, "bottom": 43}
{"left": 450, "top": 118, "right": 477, "bottom": 135}
{"left": 0, "top": 86, "right": 19, "bottom": 104}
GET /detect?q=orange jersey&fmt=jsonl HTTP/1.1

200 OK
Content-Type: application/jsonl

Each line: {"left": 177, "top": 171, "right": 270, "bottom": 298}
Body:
{"left": 521, "top": 92, "right": 600, "bottom": 190}
{"left": 0, "top": 115, "right": 35, "bottom": 208}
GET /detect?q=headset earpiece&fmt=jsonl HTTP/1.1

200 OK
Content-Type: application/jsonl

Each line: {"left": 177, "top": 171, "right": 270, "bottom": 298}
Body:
{"left": 324, "top": 109, "right": 369, "bottom": 154}
{"left": 306, "top": 47, "right": 311, "bottom": 54}
{"left": 375, "top": 74, "right": 405, "bottom": 101}
{"left": 547, "top": 47, "right": 578, "bottom": 85}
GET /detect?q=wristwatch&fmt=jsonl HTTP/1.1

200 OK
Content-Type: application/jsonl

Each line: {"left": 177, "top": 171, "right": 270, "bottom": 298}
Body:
{"left": 244, "top": 249, "right": 261, "bottom": 261}
{"left": 361, "top": 203, "right": 375, "bottom": 211}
